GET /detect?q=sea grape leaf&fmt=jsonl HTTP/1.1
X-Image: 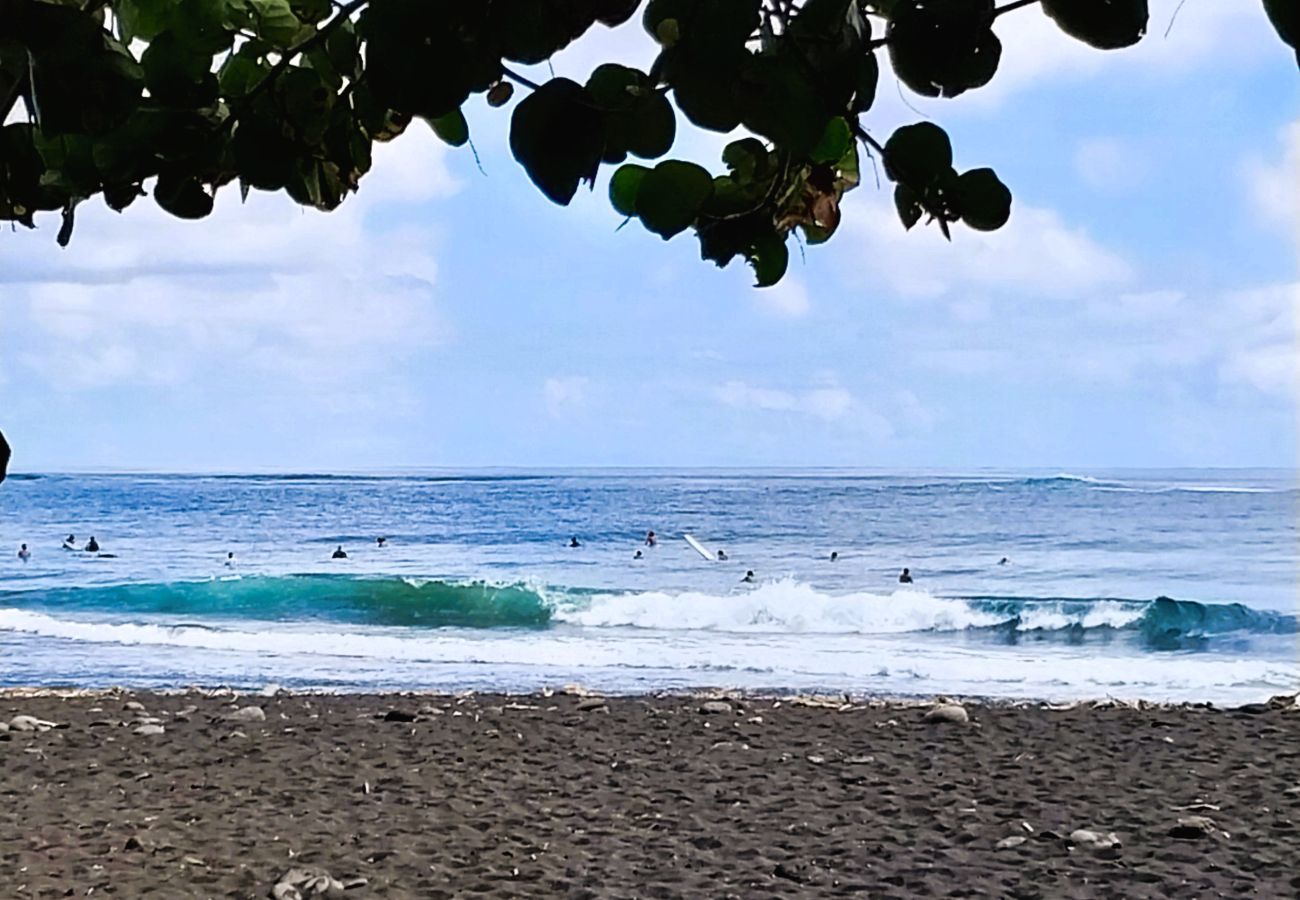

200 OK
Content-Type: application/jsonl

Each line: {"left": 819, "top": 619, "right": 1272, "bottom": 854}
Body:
{"left": 609, "top": 163, "right": 649, "bottom": 216}
{"left": 509, "top": 78, "right": 605, "bottom": 205}
{"left": 635, "top": 159, "right": 714, "bottom": 238}
{"left": 954, "top": 167, "right": 1010, "bottom": 230}
{"left": 427, "top": 109, "right": 469, "bottom": 147}
{"left": 1041, "top": 0, "right": 1148, "bottom": 50}
{"left": 887, "top": 0, "right": 1000, "bottom": 98}
{"left": 883, "top": 121, "right": 953, "bottom": 186}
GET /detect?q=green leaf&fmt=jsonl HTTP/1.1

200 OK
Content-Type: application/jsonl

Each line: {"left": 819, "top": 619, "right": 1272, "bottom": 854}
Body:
{"left": 887, "top": 0, "right": 1001, "bottom": 98}
{"left": 291, "top": 0, "right": 334, "bottom": 24}
{"left": 509, "top": 78, "right": 606, "bottom": 206}
{"left": 740, "top": 55, "right": 830, "bottom": 157}
{"left": 746, "top": 231, "right": 789, "bottom": 287}
{"left": 636, "top": 159, "right": 714, "bottom": 238}
{"left": 894, "top": 183, "right": 922, "bottom": 229}
{"left": 278, "top": 66, "right": 334, "bottom": 143}
{"left": 854, "top": 51, "right": 880, "bottom": 113}
{"left": 883, "top": 122, "right": 953, "bottom": 186}
{"left": 142, "top": 31, "right": 219, "bottom": 107}
{"left": 153, "top": 171, "right": 213, "bottom": 218}
{"left": 722, "top": 138, "right": 769, "bottom": 182}
{"left": 609, "top": 163, "right": 649, "bottom": 216}
{"left": 218, "top": 53, "right": 266, "bottom": 98}
{"left": 1263, "top": 0, "right": 1299, "bottom": 50}
{"left": 811, "top": 117, "right": 853, "bottom": 165}
{"left": 361, "top": 0, "right": 478, "bottom": 119}
{"left": 427, "top": 109, "right": 469, "bottom": 147}
{"left": 587, "top": 64, "right": 677, "bottom": 162}
{"left": 954, "top": 166, "right": 1010, "bottom": 231}
{"left": 115, "top": 0, "right": 174, "bottom": 43}
{"left": 241, "top": 0, "right": 303, "bottom": 47}
{"left": 1041, "top": 0, "right": 1148, "bottom": 50}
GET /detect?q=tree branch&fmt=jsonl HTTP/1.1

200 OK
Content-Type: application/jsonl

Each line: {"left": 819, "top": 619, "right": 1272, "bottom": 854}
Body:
{"left": 500, "top": 65, "right": 542, "bottom": 92}
{"left": 994, "top": 0, "right": 1040, "bottom": 17}
{"left": 227, "top": 0, "right": 370, "bottom": 129}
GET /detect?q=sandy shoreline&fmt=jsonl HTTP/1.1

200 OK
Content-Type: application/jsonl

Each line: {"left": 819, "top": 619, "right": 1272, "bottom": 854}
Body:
{"left": 2, "top": 688, "right": 1298, "bottom": 898}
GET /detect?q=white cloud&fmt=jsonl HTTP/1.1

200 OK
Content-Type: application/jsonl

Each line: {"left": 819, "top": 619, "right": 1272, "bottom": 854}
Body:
{"left": 543, "top": 376, "right": 591, "bottom": 418}
{"left": 7, "top": 126, "right": 458, "bottom": 398}
{"left": 1243, "top": 121, "right": 1300, "bottom": 231}
{"left": 843, "top": 196, "right": 1131, "bottom": 300}
{"left": 715, "top": 379, "right": 853, "bottom": 421}
{"left": 753, "top": 277, "right": 811, "bottom": 318}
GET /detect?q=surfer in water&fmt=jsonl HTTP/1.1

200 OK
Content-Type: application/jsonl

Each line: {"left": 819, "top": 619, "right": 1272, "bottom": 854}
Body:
{"left": 569, "top": 536, "right": 581, "bottom": 548}
{"left": 830, "top": 551, "right": 839, "bottom": 562}
{"left": 17, "top": 543, "right": 30, "bottom": 562}
{"left": 645, "top": 531, "right": 657, "bottom": 547}
{"left": 377, "top": 536, "right": 387, "bottom": 548}
{"left": 62, "top": 534, "right": 76, "bottom": 550}
{"left": 225, "top": 552, "right": 235, "bottom": 567}
{"left": 633, "top": 549, "right": 643, "bottom": 560}
{"left": 998, "top": 557, "right": 1009, "bottom": 565}
{"left": 741, "top": 570, "right": 756, "bottom": 584}
{"left": 717, "top": 549, "right": 728, "bottom": 561}
{"left": 332, "top": 545, "right": 348, "bottom": 559}
{"left": 85, "top": 536, "right": 100, "bottom": 553}
{"left": 898, "top": 567, "right": 913, "bottom": 584}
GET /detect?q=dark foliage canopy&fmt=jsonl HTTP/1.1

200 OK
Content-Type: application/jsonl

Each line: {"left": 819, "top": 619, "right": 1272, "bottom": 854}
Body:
{"left": 0, "top": 0, "right": 1294, "bottom": 287}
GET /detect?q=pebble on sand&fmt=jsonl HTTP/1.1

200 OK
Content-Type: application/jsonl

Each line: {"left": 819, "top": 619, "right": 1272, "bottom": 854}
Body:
{"left": 699, "top": 701, "right": 734, "bottom": 715}
{"left": 1169, "top": 816, "right": 1220, "bottom": 840}
{"left": 271, "top": 866, "right": 367, "bottom": 899}
{"left": 922, "top": 705, "right": 970, "bottom": 725}
{"left": 226, "top": 706, "right": 267, "bottom": 723}
{"left": 8, "top": 715, "right": 58, "bottom": 732}
{"left": 995, "top": 835, "right": 1027, "bottom": 850}
{"left": 134, "top": 723, "right": 165, "bottom": 736}
{"left": 1069, "top": 829, "right": 1121, "bottom": 853}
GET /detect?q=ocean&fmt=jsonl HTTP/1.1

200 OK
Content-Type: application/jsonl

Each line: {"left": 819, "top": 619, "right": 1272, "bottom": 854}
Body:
{"left": 0, "top": 469, "right": 1295, "bottom": 704}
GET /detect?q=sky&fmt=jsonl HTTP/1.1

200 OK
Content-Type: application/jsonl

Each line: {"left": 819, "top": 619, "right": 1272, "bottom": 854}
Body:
{"left": 0, "top": 0, "right": 1296, "bottom": 472}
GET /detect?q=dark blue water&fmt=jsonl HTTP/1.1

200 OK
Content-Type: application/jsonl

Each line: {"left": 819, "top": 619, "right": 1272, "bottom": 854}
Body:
{"left": 0, "top": 469, "right": 1295, "bottom": 702}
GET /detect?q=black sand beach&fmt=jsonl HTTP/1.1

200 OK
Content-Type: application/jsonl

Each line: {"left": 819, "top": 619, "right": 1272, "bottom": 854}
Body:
{"left": 2, "top": 689, "right": 1298, "bottom": 898}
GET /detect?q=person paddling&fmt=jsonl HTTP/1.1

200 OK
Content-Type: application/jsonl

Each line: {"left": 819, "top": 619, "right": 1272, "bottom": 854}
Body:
{"left": 898, "top": 567, "right": 913, "bottom": 584}
{"left": 332, "top": 545, "right": 348, "bottom": 559}
{"left": 17, "top": 543, "right": 30, "bottom": 562}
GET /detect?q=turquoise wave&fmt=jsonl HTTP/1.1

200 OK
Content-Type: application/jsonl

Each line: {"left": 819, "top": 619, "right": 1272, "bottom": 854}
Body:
{"left": 0, "top": 575, "right": 554, "bottom": 629}
{"left": 0, "top": 577, "right": 1293, "bottom": 643}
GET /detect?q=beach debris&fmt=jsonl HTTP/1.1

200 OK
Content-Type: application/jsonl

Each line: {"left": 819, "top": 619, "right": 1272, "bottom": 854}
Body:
{"left": 698, "top": 701, "right": 734, "bottom": 715}
{"left": 380, "top": 710, "right": 417, "bottom": 722}
{"left": 225, "top": 706, "right": 267, "bottom": 723}
{"left": 1282, "top": 786, "right": 1300, "bottom": 798}
{"left": 562, "top": 684, "right": 593, "bottom": 697}
{"left": 922, "top": 705, "right": 970, "bottom": 725}
{"left": 417, "top": 704, "right": 446, "bottom": 716}
{"left": 996, "top": 835, "right": 1027, "bottom": 850}
{"left": 8, "top": 715, "right": 58, "bottom": 732}
{"left": 1069, "top": 829, "right": 1121, "bottom": 854}
{"left": 270, "top": 867, "right": 367, "bottom": 898}
{"left": 261, "top": 683, "right": 284, "bottom": 697}
{"left": 575, "top": 698, "right": 607, "bottom": 712}
{"left": 1171, "top": 802, "right": 1221, "bottom": 812}
{"left": 133, "top": 724, "right": 165, "bottom": 736}
{"left": 1169, "top": 815, "right": 1221, "bottom": 840}
{"left": 123, "top": 700, "right": 147, "bottom": 712}
{"left": 174, "top": 705, "right": 199, "bottom": 721}
{"left": 123, "top": 836, "right": 145, "bottom": 852}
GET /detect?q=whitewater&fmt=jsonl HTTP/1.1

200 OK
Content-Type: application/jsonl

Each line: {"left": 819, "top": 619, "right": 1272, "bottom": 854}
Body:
{"left": 0, "top": 470, "right": 1295, "bottom": 703}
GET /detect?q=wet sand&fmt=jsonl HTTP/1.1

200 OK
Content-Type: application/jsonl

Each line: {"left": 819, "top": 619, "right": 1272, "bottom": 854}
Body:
{"left": 2, "top": 689, "right": 1298, "bottom": 898}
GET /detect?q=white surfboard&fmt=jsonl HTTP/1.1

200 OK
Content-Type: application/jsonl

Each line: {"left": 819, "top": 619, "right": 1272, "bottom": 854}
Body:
{"left": 683, "top": 533, "right": 714, "bottom": 561}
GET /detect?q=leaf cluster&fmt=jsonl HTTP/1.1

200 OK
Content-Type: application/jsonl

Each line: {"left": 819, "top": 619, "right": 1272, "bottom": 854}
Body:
{"left": 0, "top": 0, "right": 1290, "bottom": 285}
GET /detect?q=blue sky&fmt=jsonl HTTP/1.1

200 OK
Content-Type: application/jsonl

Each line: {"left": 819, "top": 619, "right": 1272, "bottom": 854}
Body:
{"left": 1, "top": 0, "right": 1296, "bottom": 471}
